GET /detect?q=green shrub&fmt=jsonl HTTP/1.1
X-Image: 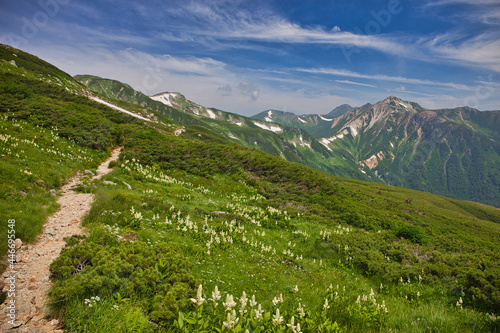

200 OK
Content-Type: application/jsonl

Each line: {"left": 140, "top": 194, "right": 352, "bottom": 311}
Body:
{"left": 396, "top": 225, "right": 428, "bottom": 245}
{"left": 49, "top": 229, "right": 198, "bottom": 323}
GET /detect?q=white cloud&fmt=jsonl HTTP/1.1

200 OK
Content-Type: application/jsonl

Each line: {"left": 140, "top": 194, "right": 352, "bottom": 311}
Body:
{"left": 162, "top": 2, "right": 500, "bottom": 73}
{"left": 419, "top": 33, "right": 500, "bottom": 72}
{"left": 422, "top": 1, "right": 500, "bottom": 26}
{"left": 156, "top": 2, "right": 409, "bottom": 57}
{"left": 425, "top": 0, "right": 500, "bottom": 6}
{"left": 335, "top": 80, "right": 376, "bottom": 88}
{"left": 296, "top": 67, "right": 473, "bottom": 90}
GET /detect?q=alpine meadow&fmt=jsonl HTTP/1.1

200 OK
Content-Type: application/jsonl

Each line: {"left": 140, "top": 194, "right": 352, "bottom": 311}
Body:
{"left": 0, "top": 42, "right": 499, "bottom": 332}
{"left": 1, "top": 1, "right": 500, "bottom": 333}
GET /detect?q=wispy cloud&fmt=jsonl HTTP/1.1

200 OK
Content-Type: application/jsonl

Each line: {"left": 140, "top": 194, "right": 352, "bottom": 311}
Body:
{"left": 419, "top": 33, "right": 500, "bottom": 72}
{"left": 124, "top": 52, "right": 227, "bottom": 77}
{"left": 394, "top": 86, "right": 433, "bottom": 97}
{"left": 156, "top": 2, "right": 410, "bottom": 57}
{"left": 335, "top": 80, "right": 377, "bottom": 88}
{"left": 296, "top": 68, "right": 473, "bottom": 90}
{"left": 425, "top": 0, "right": 500, "bottom": 6}
{"left": 422, "top": 0, "right": 500, "bottom": 25}
{"left": 159, "top": 2, "right": 500, "bottom": 74}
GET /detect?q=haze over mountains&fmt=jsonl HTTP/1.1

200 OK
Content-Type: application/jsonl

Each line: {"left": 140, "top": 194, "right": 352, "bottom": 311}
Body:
{"left": 75, "top": 75, "right": 500, "bottom": 208}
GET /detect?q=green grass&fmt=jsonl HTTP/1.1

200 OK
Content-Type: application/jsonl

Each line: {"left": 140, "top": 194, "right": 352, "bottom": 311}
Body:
{"left": 49, "top": 157, "right": 500, "bottom": 332}
{"left": 62, "top": 296, "right": 153, "bottom": 333}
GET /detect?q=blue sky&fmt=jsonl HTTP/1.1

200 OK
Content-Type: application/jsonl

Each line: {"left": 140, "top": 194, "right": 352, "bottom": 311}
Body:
{"left": 1, "top": 0, "right": 499, "bottom": 115}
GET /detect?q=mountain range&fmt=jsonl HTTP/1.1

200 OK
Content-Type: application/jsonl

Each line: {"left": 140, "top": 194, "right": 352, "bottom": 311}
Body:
{"left": 75, "top": 76, "right": 500, "bottom": 208}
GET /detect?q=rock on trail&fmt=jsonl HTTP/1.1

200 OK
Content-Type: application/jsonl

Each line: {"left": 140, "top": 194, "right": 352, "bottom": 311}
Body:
{"left": 0, "top": 147, "right": 122, "bottom": 332}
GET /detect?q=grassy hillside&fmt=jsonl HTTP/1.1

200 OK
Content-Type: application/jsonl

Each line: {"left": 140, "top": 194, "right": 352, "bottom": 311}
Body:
{"left": 1, "top": 44, "right": 500, "bottom": 332}
{"left": 50, "top": 127, "right": 500, "bottom": 332}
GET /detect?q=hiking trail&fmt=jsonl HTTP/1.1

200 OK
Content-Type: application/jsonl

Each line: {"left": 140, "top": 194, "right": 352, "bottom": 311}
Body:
{"left": 0, "top": 147, "right": 122, "bottom": 332}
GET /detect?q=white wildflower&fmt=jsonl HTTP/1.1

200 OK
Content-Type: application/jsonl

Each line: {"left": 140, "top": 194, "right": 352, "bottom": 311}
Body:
{"left": 249, "top": 295, "right": 257, "bottom": 307}
{"left": 223, "top": 310, "right": 239, "bottom": 329}
{"left": 297, "top": 303, "right": 306, "bottom": 318}
{"left": 254, "top": 304, "right": 264, "bottom": 320}
{"left": 272, "top": 308, "right": 284, "bottom": 325}
{"left": 212, "top": 286, "right": 221, "bottom": 306}
{"left": 190, "top": 284, "right": 205, "bottom": 306}
{"left": 223, "top": 294, "right": 237, "bottom": 310}
{"left": 239, "top": 291, "right": 248, "bottom": 315}
{"left": 323, "top": 298, "right": 330, "bottom": 310}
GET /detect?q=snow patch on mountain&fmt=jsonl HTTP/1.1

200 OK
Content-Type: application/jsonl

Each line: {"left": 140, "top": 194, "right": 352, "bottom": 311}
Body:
{"left": 321, "top": 130, "right": 347, "bottom": 145}
{"left": 253, "top": 121, "right": 282, "bottom": 133}
{"left": 290, "top": 135, "right": 314, "bottom": 151}
{"left": 349, "top": 125, "right": 359, "bottom": 137}
{"left": 89, "top": 96, "right": 151, "bottom": 122}
{"left": 319, "top": 115, "right": 333, "bottom": 121}
{"left": 151, "top": 92, "right": 179, "bottom": 107}
{"left": 228, "top": 132, "right": 239, "bottom": 140}
{"left": 319, "top": 129, "right": 350, "bottom": 150}
{"left": 320, "top": 139, "right": 334, "bottom": 151}
{"left": 206, "top": 109, "right": 217, "bottom": 119}
{"left": 298, "top": 117, "right": 307, "bottom": 124}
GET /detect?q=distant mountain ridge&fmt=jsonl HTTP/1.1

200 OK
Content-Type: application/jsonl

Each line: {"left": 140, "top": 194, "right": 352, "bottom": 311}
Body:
{"left": 75, "top": 77, "right": 500, "bottom": 207}
{"left": 76, "top": 76, "right": 368, "bottom": 179}
{"left": 326, "top": 104, "right": 355, "bottom": 118}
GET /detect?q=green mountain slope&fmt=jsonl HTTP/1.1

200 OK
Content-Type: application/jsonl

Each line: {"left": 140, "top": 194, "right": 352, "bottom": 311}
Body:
{"left": 1, "top": 44, "right": 500, "bottom": 332}
{"left": 322, "top": 97, "right": 500, "bottom": 207}
{"left": 251, "top": 109, "right": 334, "bottom": 138}
{"left": 81, "top": 74, "right": 500, "bottom": 208}
{"left": 75, "top": 76, "right": 367, "bottom": 180}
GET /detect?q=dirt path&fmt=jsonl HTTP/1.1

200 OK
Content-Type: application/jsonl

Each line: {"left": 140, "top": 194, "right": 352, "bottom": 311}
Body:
{"left": 0, "top": 147, "right": 122, "bottom": 332}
